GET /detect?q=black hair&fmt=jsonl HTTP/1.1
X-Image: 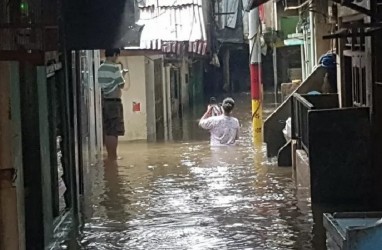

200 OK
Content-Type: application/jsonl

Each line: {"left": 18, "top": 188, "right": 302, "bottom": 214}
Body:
{"left": 222, "top": 97, "right": 235, "bottom": 114}
{"left": 105, "top": 48, "right": 121, "bottom": 57}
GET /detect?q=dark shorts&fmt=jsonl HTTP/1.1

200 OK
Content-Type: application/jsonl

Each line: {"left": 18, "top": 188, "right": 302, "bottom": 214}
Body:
{"left": 102, "top": 99, "right": 125, "bottom": 136}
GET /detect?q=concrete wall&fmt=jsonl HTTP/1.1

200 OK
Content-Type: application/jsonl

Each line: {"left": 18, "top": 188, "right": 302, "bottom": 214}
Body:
{"left": 119, "top": 56, "right": 148, "bottom": 141}
{"left": 145, "top": 56, "right": 156, "bottom": 142}
{"left": 117, "top": 54, "right": 168, "bottom": 142}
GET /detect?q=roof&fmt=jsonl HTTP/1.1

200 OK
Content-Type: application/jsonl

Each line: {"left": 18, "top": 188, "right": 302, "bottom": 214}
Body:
{"left": 126, "top": 0, "right": 207, "bottom": 55}
{"left": 137, "top": 0, "right": 202, "bottom": 8}
{"left": 246, "top": 0, "right": 272, "bottom": 11}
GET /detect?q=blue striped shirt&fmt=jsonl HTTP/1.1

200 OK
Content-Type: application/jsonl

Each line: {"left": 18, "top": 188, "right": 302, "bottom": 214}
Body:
{"left": 98, "top": 62, "right": 125, "bottom": 98}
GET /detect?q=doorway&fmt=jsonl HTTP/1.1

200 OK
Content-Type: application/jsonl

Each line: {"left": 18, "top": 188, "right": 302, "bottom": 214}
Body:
{"left": 154, "top": 59, "right": 165, "bottom": 141}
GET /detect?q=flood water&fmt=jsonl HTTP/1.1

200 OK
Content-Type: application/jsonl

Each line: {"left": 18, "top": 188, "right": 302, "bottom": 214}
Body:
{"left": 76, "top": 93, "right": 315, "bottom": 249}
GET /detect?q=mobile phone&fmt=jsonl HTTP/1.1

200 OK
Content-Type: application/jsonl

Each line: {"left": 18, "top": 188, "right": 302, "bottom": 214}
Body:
{"left": 209, "top": 97, "right": 217, "bottom": 105}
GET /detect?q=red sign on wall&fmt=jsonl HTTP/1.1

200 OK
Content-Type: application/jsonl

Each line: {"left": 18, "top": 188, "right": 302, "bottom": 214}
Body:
{"left": 133, "top": 102, "right": 141, "bottom": 112}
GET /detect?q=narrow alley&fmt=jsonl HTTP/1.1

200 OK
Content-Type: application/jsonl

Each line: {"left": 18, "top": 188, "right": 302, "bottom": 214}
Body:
{"left": 63, "top": 95, "right": 314, "bottom": 250}
{"left": 2, "top": 0, "right": 382, "bottom": 250}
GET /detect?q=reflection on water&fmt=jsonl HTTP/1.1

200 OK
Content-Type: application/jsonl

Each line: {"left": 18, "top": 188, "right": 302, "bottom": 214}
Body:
{"left": 75, "top": 94, "right": 315, "bottom": 249}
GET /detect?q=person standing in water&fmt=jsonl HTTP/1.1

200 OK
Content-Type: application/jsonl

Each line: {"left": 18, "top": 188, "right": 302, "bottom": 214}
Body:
{"left": 199, "top": 97, "right": 240, "bottom": 146}
{"left": 98, "top": 48, "right": 127, "bottom": 161}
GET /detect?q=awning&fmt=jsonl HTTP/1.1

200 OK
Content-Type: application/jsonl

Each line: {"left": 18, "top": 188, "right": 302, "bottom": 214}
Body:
{"left": 245, "top": 0, "right": 273, "bottom": 12}
{"left": 126, "top": 0, "right": 208, "bottom": 55}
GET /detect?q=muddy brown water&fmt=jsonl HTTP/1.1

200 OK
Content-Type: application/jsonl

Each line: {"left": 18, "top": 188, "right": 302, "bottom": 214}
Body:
{"left": 74, "top": 94, "right": 316, "bottom": 249}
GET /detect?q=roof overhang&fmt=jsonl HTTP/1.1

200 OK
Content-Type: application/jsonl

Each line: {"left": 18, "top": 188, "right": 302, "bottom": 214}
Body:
{"left": 245, "top": 0, "right": 273, "bottom": 11}
{"left": 64, "top": 0, "right": 143, "bottom": 50}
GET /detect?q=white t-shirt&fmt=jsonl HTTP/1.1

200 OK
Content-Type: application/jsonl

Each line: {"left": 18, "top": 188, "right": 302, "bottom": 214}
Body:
{"left": 199, "top": 115, "right": 240, "bottom": 146}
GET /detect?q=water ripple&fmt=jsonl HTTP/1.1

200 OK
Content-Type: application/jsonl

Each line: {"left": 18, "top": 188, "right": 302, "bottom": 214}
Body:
{"left": 74, "top": 95, "right": 314, "bottom": 250}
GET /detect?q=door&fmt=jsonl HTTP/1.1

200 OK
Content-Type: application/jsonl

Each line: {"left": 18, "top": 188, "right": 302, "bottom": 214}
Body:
{"left": 154, "top": 59, "right": 165, "bottom": 140}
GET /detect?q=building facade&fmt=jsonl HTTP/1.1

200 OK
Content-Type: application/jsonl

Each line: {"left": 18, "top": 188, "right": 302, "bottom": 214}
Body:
{"left": 0, "top": 0, "right": 140, "bottom": 248}
{"left": 122, "top": 0, "right": 209, "bottom": 142}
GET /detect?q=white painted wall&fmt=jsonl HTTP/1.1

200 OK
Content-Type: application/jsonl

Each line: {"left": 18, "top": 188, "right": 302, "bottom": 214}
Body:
{"left": 119, "top": 56, "right": 148, "bottom": 141}
{"left": 100, "top": 53, "right": 169, "bottom": 142}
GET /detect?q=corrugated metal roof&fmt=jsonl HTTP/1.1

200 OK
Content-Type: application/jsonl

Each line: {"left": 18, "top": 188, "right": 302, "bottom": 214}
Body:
{"left": 127, "top": 0, "right": 207, "bottom": 54}
{"left": 215, "top": 0, "right": 240, "bottom": 29}
{"left": 138, "top": 0, "right": 202, "bottom": 8}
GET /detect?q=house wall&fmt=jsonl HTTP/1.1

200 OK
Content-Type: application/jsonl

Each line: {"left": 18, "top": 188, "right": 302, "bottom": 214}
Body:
{"left": 145, "top": 54, "right": 166, "bottom": 142}
{"left": 117, "top": 54, "right": 168, "bottom": 142}
{"left": 313, "top": 1, "right": 331, "bottom": 60}
{"left": 145, "top": 56, "right": 156, "bottom": 142}
{"left": 119, "top": 56, "right": 148, "bottom": 141}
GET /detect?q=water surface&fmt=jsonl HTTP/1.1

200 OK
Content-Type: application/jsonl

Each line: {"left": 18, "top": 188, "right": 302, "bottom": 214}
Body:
{"left": 77, "top": 94, "right": 314, "bottom": 249}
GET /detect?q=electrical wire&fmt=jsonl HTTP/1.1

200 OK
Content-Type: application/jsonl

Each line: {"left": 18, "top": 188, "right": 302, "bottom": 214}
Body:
{"left": 284, "top": 0, "right": 312, "bottom": 11}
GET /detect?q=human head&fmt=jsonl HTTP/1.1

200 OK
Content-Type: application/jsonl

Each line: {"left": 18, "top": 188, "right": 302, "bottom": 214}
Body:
{"left": 222, "top": 97, "right": 235, "bottom": 114}
{"left": 105, "top": 48, "right": 121, "bottom": 63}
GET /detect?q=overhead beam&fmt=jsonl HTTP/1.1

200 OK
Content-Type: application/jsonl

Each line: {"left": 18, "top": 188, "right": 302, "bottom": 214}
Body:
{"left": 331, "top": 0, "right": 374, "bottom": 17}
{"left": 245, "top": 0, "right": 272, "bottom": 11}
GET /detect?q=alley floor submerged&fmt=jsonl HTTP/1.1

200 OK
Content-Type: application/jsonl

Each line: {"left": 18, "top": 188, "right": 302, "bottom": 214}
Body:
{"left": 71, "top": 94, "right": 314, "bottom": 249}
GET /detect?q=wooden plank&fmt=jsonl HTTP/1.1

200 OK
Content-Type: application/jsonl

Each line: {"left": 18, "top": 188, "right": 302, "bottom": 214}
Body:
{"left": 0, "top": 62, "right": 21, "bottom": 249}
{"left": 0, "top": 51, "right": 44, "bottom": 63}
{"left": 0, "top": 64, "right": 12, "bottom": 170}
{"left": 10, "top": 62, "right": 26, "bottom": 250}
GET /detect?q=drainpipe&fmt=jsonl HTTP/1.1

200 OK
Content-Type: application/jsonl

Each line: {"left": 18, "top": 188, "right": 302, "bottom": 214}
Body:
{"left": 309, "top": 11, "right": 316, "bottom": 71}
{"left": 273, "top": 0, "right": 278, "bottom": 103}
{"left": 249, "top": 7, "right": 262, "bottom": 145}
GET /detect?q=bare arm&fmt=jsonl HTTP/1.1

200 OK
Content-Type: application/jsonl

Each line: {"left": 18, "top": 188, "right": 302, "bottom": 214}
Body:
{"left": 200, "top": 105, "right": 213, "bottom": 120}
{"left": 199, "top": 106, "right": 214, "bottom": 129}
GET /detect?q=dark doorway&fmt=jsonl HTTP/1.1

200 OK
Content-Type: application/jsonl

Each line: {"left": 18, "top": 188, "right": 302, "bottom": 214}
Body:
{"left": 154, "top": 59, "right": 165, "bottom": 141}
